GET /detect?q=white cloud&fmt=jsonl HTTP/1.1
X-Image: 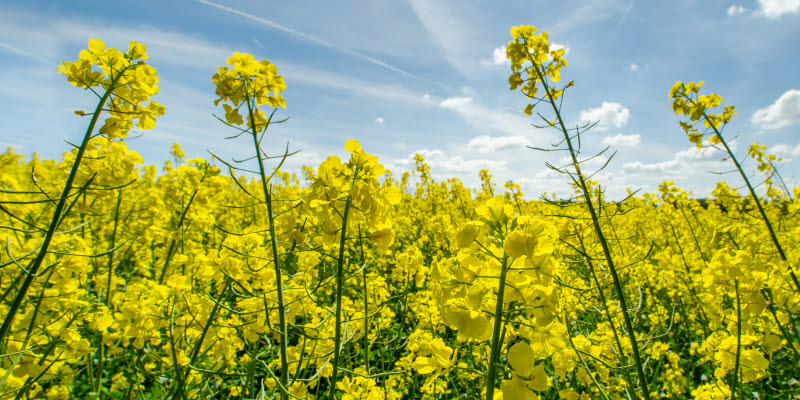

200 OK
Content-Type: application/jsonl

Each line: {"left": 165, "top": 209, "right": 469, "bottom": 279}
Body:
{"left": 727, "top": 5, "right": 748, "bottom": 16}
{"left": 675, "top": 145, "right": 730, "bottom": 161}
{"left": 579, "top": 102, "right": 631, "bottom": 130}
{"left": 622, "top": 145, "right": 729, "bottom": 176}
{"left": 629, "top": 63, "right": 639, "bottom": 71}
{"left": 375, "top": 116, "right": 384, "bottom": 124}
{"left": 439, "top": 96, "right": 474, "bottom": 108}
{"left": 756, "top": 0, "right": 800, "bottom": 17}
{"left": 622, "top": 159, "right": 680, "bottom": 174}
{"left": 601, "top": 133, "right": 641, "bottom": 147}
{"left": 467, "top": 135, "right": 532, "bottom": 153}
{"left": 752, "top": 89, "right": 800, "bottom": 130}
{"left": 484, "top": 46, "right": 509, "bottom": 66}
{"left": 0, "top": 42, "right": 54, "bottom": 64}
{"left": 772, "top": 143, "right": 800, "bottom": 157}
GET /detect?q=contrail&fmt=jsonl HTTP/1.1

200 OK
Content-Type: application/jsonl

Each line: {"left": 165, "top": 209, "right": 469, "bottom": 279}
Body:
{"left": 610, "top": 0, "right": 635, "bottom": 45}
{"left": 195, "top": 0, "right": 425, "bottom": 82}
{"left": 0, "top": 42, "right": 54, "bottom": 65}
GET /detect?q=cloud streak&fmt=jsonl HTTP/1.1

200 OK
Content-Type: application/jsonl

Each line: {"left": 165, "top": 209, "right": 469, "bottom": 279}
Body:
{"left": 439, "top": 96, "right": 554, "bottom": 143}
{"left": 0, "top": 42, "right": 54, "bottom": 64}
{"left": 195, "top": 0, "right": 426, "bottom": 82}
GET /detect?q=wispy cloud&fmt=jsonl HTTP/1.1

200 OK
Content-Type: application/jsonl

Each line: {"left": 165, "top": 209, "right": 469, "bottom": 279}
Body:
{"left": 281, "top": 63, "right": 432, "bottom": 105}
{"left": 610, "top": 0, "right": 636, "bottom": 44}
{"left": 602, "top": 133, "right": 641, "bottom": 147}
{"left": 408, "top": 0, "right": 474, "bottom": 76}
{"left": 0, "top": 10, "right": 432, "bottom": 108}
{"left": 551, "top": 1, "right": 626, "bottom": 35}
{"left": 195, "top": 0, "right": 425, "bottom": 82}
{"left": 0, "top": 42, "right": 54, "bottom": 64}
{"left": 771, "top": 142, "right": 800, "bottom": 157}
{"left": 467, "top": 135, "right": 532, "bottom": 153}
{"left": 438, "top": 96, "right": 553, "bottom": 143}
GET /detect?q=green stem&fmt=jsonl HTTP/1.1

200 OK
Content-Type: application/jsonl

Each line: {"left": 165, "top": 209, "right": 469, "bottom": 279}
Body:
{"left": 157, "top": 190, "right": 197, "bottom": 285}
{"left": 329, "top": 197, "right": 353, "bottom": 400}
{"left": 105, "top": 190, "right": 123, "bottom": 304}
{"left": 530, "top": 56, "right": 652, "bottom": 400}
{"left": 245, "top": 92, "right": 290, "bottom": 400}
{"left": 484, "top": 254, "right": 509, "bottom": 400}
{"left": 579, "top": 234, "right": 638, "bottom": 400}
{"left": 769, "top": 160, "right": 793, "bottom": 201}
{"left": 731, "top": 280, "right": 741, "bottom": 400}
{"left": 173, "top": 283, "right": 229, "bottom": 395}
{"left": 359, "top": 226, "right": 370, "bottom": 373}
{"left": 167, "top": 300, "right": 188, "bottom": 400}
{"left": 665, "top": 217, "right": 711, "bottom": 336}
{"left": 96, "top": 190, "right": 123, "bottom": 399}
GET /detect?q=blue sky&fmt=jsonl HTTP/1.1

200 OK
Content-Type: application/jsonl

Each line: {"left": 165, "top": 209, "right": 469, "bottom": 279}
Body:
{"left": 1, "top": 0, "right": 799, "bottom": 199}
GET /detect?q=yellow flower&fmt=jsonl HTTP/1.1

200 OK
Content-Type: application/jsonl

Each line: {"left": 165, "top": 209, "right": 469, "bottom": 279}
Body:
{"left": 58, "top": 38, "right": 164, "bottom": 138}
{"left": 412, "top": 338, "right": 456, "bottom": 383}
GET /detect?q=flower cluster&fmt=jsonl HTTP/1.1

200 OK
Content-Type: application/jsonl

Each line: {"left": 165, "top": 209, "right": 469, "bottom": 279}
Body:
{"left": 212, "top": 52, "right": 286, "bottom": 131}
{"left": 669, "top": 81, "right": 737, "bottom": 147}
{"left": 57, "top": 39, "right": 165, "bottom": 138}
{"left": 506, "top": 25, "right": 571, "bottom": 115}
{"left": 306, "top": 140, "right": 401, "bottom": 252}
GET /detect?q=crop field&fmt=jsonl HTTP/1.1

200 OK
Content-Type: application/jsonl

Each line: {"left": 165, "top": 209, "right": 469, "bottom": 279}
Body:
{"left": 1, "top": 25, "right": 799, "bottom": 400}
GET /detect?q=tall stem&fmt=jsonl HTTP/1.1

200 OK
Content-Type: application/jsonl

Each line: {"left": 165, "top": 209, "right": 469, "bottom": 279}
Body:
{"left": 329, "top": 197, "right": 353, "bottom": 400}
{"left": 97, "top": 190, "right": 124, "bottom": 399}
{"left": 578, "top": 235, "right": 639, "bottom": 399}
{"left": 484, "top": 254, "right": 509, "bottom": 400}
{"left": 530, "top": 58, "right": 651, "bottom": 400}
{"left": 245, "top": 93, "right": 290, "bottom": 400}
{"left": 359, "top": 227, "right": 370, "bottom": 373}
{"left": 157, "top": 190, "right": 198, "bottom": 285}
{"left": 731, "top": 280, "right": 741, "bottom": 400}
